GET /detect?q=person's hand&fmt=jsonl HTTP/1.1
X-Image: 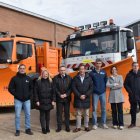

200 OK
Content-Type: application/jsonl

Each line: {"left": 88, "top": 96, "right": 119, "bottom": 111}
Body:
{"left": 82, "top": 95, "right": 86, "bottom": 100}
{"left": 114, "top": 83, "right": 119, "bottom": 86}
{"left": 60, "top": 95, "right": 65, "bottom": 98}
{"left": 52, "top": 101, "right": 55, "bottom": 106}
{"left": 63, "top": 94, "right": 67, "bottom": 98}
{"left": 80, "top": 95, "right": 86, "bottom": 100}
{"left": 36, "top": 102, "right": 40, "bottom": 106}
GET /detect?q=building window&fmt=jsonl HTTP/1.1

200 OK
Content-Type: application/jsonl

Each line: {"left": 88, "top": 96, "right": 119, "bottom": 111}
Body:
{"left": 16, "top": 43, "right": 32, "bottom": 60}
{"left": 48, "top": 41, "right": 52, "bottom": 46}
{"left": 138, "top": 23, "right": 140, "bottom": 36}
{"left": 132, "top": 24, "right": 139, "bottom": 37}
{"left": 34, "top": 39, "right": 52, "bottom": 46}
{"left": 57, "top": 43, "right": 63, "bottom": 48}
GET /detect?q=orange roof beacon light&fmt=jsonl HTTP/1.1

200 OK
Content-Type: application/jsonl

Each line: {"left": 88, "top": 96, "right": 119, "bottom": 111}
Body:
{"left": 74, "top": 27, "right": 79, "bottom": 32}
{"left": 0, "top": 31, "right": 10, "bottom": 38}
{"left": 109, "top": 19, "right": 115, "bottom": 25}
{"left": 78, "top": 26, "right": 84, "bottom": 31}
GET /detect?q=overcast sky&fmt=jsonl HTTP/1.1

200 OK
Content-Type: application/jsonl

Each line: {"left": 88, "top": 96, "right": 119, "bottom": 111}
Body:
{"left": 0, "top": 0, "right": 139, "bottom": 27}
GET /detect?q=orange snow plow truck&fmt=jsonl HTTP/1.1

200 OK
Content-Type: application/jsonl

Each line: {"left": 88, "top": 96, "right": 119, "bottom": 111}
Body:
{"left": 0, "top": 32, "right": 62, "bottom": 107}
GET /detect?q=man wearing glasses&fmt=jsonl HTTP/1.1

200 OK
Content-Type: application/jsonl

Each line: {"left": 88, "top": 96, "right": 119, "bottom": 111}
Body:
{"left": 124, "top": 62, "right": 140, "bottom": 128}
{"left": 89, "top": 59, "right": 108, "bottom": 130}
{"left": 8, "top": 64, "right": 33, "bottom": 136}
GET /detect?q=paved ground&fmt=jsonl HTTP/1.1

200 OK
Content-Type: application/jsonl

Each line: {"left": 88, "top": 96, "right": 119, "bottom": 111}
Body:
{"left": 76, "top": 112, "right": 140, "bottom": 140}
{"left": 0, "top": 107, "right": 85, "bottom": 140}
{"left": 0, "top": 107, "right": 140, "bottom": 140}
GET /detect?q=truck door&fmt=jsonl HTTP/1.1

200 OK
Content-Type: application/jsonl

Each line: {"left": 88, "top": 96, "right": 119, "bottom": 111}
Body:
{"left": 16, "top": 42, "right": 36, "bottom": 73}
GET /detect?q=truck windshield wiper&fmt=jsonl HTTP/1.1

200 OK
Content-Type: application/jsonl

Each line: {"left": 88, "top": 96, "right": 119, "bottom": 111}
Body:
{"left": 90, "top": 51, "right": 105, "bottom": 54}
{"left": 68, "top": 54, "right": 84, "bottom": 57}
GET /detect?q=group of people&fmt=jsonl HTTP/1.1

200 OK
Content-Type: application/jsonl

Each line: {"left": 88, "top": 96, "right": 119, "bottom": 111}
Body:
{"left": 8, "top": 59, "right": 140, "bottom": 136}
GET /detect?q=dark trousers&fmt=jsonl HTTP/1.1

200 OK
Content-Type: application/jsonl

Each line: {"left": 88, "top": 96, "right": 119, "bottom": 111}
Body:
{"left": 39, "top": 110, "right": 50, "bottom": 130}
{"left": 56, "top": 101, "right": 70, "bottom": 129}
{"left": 138, "top": 102, "right": 140, "bottom": 110}
{"left": 111, "top": 103, "right": 124, "bottom": 126}
{"left": 130, "top": 102, "right": 137, "bottom": 125}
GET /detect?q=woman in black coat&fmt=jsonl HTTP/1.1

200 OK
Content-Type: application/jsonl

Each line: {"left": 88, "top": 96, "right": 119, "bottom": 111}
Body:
{"left": 34, "top": 69, "right": 55, "bottom": 134}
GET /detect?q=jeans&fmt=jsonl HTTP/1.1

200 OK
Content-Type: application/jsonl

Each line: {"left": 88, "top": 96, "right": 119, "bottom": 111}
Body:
{"left": 14, "top": 99, "right": 31, "bottom": 130}
{"left": 92, "top": 93, "right": 106, "bottom": 125}
{"left": 56, "top": 101, "right": 70, "bottom": 128}
{"left": 111, "top": 103, "right": 124, "bottom": 126}
{"left": 76, "top": 108, "right": 89, "bottom": 128}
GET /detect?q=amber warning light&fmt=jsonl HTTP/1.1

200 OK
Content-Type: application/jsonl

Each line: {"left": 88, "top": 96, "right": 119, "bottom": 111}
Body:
{"left": 81, "top": 30, "right": 94, "bottom": 36}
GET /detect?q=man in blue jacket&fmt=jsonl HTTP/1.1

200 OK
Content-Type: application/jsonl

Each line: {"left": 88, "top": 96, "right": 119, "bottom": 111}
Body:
{"left": 89, "top": 59, "right": 108, "bottom": 130}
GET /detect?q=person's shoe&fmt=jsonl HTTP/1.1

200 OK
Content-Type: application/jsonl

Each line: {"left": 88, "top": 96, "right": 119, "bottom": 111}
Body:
{"left": 42, "top": 128, "right": 47, "bottom": 134}
{"left": 102, "top": 124, "right": 109, "bottom": 129}
{"left": 73, "top": 128, "right": 81, "bottom": 133}
{"left": 113, "top": 125, "right": 118, "bottom": 129}
{"left": 15, "top": 130, "right": 20, "bottom": 136}
{"left": 25, "top": 129, "right": 33, "bottom": 135}
{"left": 85, "top": 127, "right": 90, "bottom": 132}
{"left": 128, "top": 124, "right": 136, "bottom": 128}
{"left": 66, "top": 127, "right": 70, "bottom": 132}
{"left": 119, "top": 126, "right": 124, "bottom": 130}
{"left": 46, "top": 129, "right": 50, "bottom": 133}
{"left": 92, "top": 125, "right": 98, "bottom": 130}
{"left": 56, "top": 128, "right": 61, "bottom": 132}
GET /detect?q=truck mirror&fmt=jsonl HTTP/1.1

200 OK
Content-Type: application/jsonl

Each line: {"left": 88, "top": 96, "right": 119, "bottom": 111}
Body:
{"left": 126, "top": 31, "right": 133, "bottom": 38}
{"left": 127, "top": 38, "right": 134, "bottom": 51}
{"left": 62, "top": 46, "right": 65, "bottom": 59}
{"left": 62, "top": 41, "right": 66, "bottom": 59}
{"left": 7, "top": 59, "right": 12, "bottom": 64}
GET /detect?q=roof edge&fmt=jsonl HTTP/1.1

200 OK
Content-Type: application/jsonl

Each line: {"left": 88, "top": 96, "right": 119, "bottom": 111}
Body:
{"left": 0, "top": 1, "right": 74, "bottom": 29}
{"left": 125, "top": 19, "right": 140, "bottom": 27}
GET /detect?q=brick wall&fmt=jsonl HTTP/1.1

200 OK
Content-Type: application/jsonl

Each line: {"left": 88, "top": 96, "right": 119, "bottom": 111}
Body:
{"left": 0, "top": 6, "right": 74, "bottom": 46}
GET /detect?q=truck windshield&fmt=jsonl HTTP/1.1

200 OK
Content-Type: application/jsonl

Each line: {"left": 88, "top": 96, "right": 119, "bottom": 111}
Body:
{"left": 0, "top": 41, "right": 13, "bottom": 63}
{"left": 66, "top": 32, "right": 118, "bottom": 58}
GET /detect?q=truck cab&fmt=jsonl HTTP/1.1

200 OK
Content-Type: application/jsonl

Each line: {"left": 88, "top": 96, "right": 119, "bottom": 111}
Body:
{"left": 0, "top": 33, "right": 36, "bottom": 106}
{"left": 62, "top": 20, "right": 136, "bottom": 71}
{"left": 0, "top": 32, "right": 62, "bottom": 107}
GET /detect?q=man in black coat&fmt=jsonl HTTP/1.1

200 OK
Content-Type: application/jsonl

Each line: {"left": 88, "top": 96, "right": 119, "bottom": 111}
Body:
{"left": 72, "top": 65, "right": 93, "bottom": 132}
{"left": 124, "top": 62, "right": 140, "bottom": 128}
{"left": 8, "top": 64, "right": 33, "bottom": 136}
{"left": 53, "top": 66, "right": 72, "bottom": 132}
